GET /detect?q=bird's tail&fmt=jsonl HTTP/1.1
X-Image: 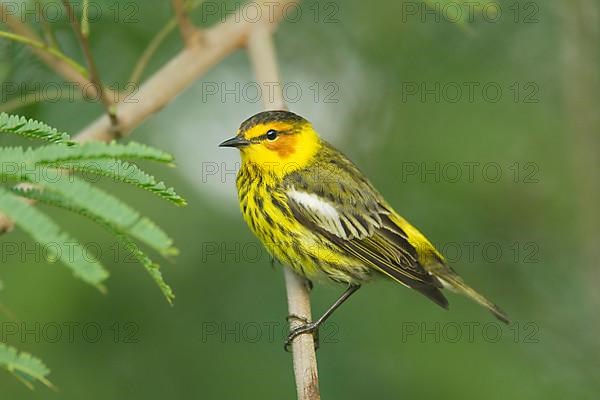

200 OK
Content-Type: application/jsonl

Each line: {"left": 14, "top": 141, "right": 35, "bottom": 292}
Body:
{"left": 436, "top": 271, "right": 510, "bottom": 324}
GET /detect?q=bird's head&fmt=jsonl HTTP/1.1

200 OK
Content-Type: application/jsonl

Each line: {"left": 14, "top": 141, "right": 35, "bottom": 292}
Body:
{"left": 220, "top": 110, "right": 321, "bottom": 177}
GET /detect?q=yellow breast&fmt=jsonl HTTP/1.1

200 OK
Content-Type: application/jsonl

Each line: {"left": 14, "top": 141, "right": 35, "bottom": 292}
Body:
{"left": 235, "top": 162, "right": 362, "bottom": 282}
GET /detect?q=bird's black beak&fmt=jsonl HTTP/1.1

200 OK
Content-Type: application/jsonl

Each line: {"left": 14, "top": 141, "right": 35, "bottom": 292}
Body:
{"left": 219, "top": 136, "right": 250, "bottom": 148}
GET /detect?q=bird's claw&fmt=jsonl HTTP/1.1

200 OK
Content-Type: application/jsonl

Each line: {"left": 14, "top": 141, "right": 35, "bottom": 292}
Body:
{"left": 284, "top": 321, "right": 320, "bottom": 352}
{"left": 286, "top": 314, "right": 310, "bottom": 325}
{"left": 305, "top": 279, "right": 313, "bottom": 291}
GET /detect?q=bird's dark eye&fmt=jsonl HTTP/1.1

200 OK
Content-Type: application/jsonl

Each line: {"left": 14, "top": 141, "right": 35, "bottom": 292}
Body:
{"left": 266, "top": 129, "right": 278, "bottom": 141}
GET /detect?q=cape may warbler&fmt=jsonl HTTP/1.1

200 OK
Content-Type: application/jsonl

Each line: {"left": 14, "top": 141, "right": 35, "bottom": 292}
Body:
{"left": 220, "top": 110, "right": 509, "bottom": 347}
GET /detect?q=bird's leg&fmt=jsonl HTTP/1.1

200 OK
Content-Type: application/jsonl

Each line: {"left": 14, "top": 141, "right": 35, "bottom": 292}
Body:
{"left": 285, "top": 284, "right": 361, "bottom": 351}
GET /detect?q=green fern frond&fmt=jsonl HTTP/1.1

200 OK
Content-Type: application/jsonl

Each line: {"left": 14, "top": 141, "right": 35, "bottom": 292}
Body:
{"left": 0, "top": 142, "right": 174, "bottom": 171}
{"left": 0, "top": 113, "right": 181, "bottom": 306}
{"left": 14, "top": 187, "right": 175, "bottom": 304}
{"left": 33, "top": 141, "right": 175, "bottom": 164}
{"left": 0, "top": 113, "right": 73, "bottom": 144}
{"left": 30, "top": 173, "right": 177, "bottom": 256}
{"left": 0, "top": 187, "right": 109, "bottom": 289}
{"left": 57, "top": 159, "right": 187, "bottom": 206}
{"left": 0, "top": 343, "right": 53, "bottom": 389}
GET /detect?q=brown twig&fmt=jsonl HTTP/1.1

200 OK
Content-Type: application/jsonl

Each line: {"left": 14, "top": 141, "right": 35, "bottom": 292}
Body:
{"left": 247, "top": 17, "right": 321, "bottom": 400}
{"left": 283, "top": 271, "right": 320, "bottom": 400}
{"left": 75, "top": 0, "right": 297, "bottom": 143}
{"left": 130, "top": 0, "right": 209, "bottom": 85}
{"left": 0, "top": 3, "right": 114, "bottom": 101}
{"left": 171, "top": 0, "right": 198, "bottom": 45}
{"left": 61, "top": 0, "right": 118, "bottom": 131}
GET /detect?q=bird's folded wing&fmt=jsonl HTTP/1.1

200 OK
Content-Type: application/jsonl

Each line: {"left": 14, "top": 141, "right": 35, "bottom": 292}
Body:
{"left": 283, "top": 160, "right": 446, "bottom": 304}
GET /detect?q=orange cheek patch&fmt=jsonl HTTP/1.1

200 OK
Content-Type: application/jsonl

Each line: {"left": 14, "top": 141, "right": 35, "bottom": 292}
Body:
{"left": 265, "top": 135, "right": 297, "bottom": 158}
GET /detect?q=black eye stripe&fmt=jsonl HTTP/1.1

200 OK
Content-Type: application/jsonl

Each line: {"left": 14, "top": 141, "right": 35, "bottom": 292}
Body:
{"left": 250, "top": 130, "right": 291, "bottom": 142}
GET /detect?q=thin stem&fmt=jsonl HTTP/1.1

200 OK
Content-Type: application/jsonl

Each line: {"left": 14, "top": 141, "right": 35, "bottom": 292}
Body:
{"left": 0, "top": 30, "right": 87, "bottom": 77}
{"left": 61, "top": 0, "right": 118, "bottom": 130}
{"left": 171, "top": 0, "right": 197, "bottom": 45}
{"left": 129, "top": 19, "right": 178, "bottom": 85}
{"left": 81, "top": 0, "right": 90, "bottom": 38}
{"left": 0, "top": 3, "right": 116, "bottom": 101}
{"left": 247, "top": 24, "right": 286, "bottom": 110}
{"left": 283, "top": 270, "right": 321, "bottom": 400}
{"left": 129, "top": 0, "right": 204, "bottom": 84}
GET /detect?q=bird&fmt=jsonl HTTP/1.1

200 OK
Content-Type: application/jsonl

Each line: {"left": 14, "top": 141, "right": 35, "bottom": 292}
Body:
{"left": 220, "top": 110, "right": 509, "bottom": 348}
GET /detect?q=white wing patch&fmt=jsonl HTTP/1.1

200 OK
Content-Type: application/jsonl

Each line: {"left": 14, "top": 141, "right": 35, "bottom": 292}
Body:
{"left": 287, "top": 189, "right": 339, "bottom": 219}
{"left": 287, "top": 187, "right": 374, "bottom": 240}
{"left": 287, "top": 188, "right": 348, "bottom": 238}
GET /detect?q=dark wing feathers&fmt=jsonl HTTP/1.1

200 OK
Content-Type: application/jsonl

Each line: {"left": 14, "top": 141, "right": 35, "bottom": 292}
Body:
{"left": 284, "top": 143, "right": 448, "bottom": 309}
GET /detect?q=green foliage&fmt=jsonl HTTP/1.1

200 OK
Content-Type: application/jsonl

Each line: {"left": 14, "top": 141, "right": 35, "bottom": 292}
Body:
{"left": 0, "top": 113, "right": 73, "bottom": 144}
{"left": 0, "top": 141, "right": 174, "bottom": 166}
{"left": 57, "top": 159, "right": 186, "bottom": 205}
{"left": 0, "top": 113, "right": 185, "bottom": 387}
{"left": 0, "top": 187, "right": 109, "bottom": 288}
{"left": 13, "top": 187, "right": 175, "bottom": 303}
{"left": 0, "top": 343, "right": 52, "bottom": 389}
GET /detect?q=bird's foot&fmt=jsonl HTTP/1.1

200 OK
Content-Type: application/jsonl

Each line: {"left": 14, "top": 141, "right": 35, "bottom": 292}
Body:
{"left": 286, "top": 314, "right": 310, "bottom": 325}
{"left": 284, "top": 315, "right": 320, "bottom": 352}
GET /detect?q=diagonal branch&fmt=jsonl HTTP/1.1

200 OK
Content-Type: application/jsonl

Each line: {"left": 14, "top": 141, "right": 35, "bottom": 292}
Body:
{"left": 247, "top": 18, "right": 321, "bottom": 400}
{"left": 0, "top": 0, "right": 297, "bottom": 237}
{"left": 75, "top": 0, "right": 297, "bottom": 143}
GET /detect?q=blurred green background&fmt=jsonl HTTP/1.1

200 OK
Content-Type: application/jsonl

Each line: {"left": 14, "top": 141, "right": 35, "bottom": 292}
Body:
{"left": 1, "top": 0, "right": 599, "bottom": 398}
